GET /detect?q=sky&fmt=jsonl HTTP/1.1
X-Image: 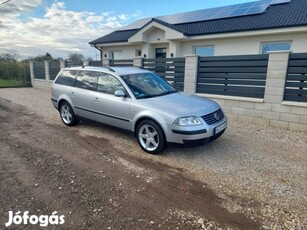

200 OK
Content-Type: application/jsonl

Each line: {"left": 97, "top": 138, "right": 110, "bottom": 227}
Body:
{"left": 0, "top": 0, "right": 255, "bottom": 60}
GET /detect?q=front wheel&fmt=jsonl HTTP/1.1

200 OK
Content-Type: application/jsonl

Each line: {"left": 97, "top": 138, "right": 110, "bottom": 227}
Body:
{"left": 136, "top": 120, "right": 166, "bottom": 154}
{"left": 59, "top": 102, "right": 78, "bottom": 126}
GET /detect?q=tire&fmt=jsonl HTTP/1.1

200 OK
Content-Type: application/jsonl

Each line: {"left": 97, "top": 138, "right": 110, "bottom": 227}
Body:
{"left": 59, "top": 102, "right": 78, "bottom": 126}
{"left": 136, "top": 120, "right": 166, "bottom": 154}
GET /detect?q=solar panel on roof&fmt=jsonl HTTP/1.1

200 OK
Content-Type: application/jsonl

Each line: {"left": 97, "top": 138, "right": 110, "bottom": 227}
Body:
{"left": 270, "top": 0, "right": 291, "bottom": 5}
{"left": 117, "top": 0, "right": 291, "bottom": 31}
{"left": 119, "top": 18, "right": 152, "bottom": 31}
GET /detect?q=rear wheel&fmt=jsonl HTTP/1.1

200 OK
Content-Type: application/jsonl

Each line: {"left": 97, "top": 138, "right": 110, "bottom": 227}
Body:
{"left": 59, "top": 102, "right": 78, "bottom": 126}
{"left": 136, "top": 120, "right": 166, "bottom": 154}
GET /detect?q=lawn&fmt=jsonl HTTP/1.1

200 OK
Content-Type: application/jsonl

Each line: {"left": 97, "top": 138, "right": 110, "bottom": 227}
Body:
{"left": 0, "top": 79, "right": 23, "bottom": 88}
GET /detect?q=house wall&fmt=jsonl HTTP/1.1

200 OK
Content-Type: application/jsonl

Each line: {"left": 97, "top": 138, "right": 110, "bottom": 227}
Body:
{"left": 145, "top": 28, "right": 167, "bottom": 44}
{"left": 181, "top": 32, "right": 307, "bottom": 56}
{"left": 101, "top": 45, "right": 142, "bottom": 59}
{"left": 98, "top": 30, "right": 307, "bottom": 59}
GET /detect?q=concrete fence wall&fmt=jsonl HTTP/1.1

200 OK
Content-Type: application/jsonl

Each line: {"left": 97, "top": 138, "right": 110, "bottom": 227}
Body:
{"left": 29, "top": 51, "right": 307, "bottom": 132}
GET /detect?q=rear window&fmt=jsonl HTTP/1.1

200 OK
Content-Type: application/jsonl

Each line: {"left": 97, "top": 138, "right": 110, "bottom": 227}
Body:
{"left": 55, "top": 70, "right": 78, "bottom": 86}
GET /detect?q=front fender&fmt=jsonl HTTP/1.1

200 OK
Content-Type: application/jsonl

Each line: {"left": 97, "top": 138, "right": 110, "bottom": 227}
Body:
{"left": 132, "top": 110, "right": 175, "bottom": 142}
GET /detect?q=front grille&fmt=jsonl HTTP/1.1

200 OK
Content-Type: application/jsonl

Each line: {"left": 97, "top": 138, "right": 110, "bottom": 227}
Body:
{"left": 202, "top": 109, "right": 224, "bottom": 125}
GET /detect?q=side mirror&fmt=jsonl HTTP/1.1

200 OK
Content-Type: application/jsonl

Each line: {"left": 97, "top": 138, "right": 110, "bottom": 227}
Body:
{"left": 114, "top": 90, "right": 126, "bottom": 97}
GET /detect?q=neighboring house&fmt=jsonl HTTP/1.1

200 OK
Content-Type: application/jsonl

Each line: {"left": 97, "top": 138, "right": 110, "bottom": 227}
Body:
{"left": 89, "top": 0, "right": 307, "bottom": 60}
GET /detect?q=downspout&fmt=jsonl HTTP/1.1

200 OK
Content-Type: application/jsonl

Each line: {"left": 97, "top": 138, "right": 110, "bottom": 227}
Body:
{"left": 93, "top": 44, "right": 103, "bottom": 61}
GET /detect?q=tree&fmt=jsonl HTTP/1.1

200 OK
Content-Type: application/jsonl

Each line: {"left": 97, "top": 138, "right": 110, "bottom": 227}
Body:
{"left": 68, "top": 53, "right": 85, "bottom": 62}
{"left": 0, "top": 50, "right": 19, "bottom": 62}
{"left": 28, "top": 52, "right": 53, "bottom": 62}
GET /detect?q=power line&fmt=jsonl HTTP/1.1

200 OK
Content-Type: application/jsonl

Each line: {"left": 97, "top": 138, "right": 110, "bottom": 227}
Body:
{"left": 0, "top": 0, "right": 11, "bottom": 6}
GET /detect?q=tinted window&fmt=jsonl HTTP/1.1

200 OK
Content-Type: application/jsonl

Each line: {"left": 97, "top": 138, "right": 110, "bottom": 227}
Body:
{"left": 75, "top": 71, "right": 98, "bottom": 91}
{"left": 55, "top": 70, "right": 78, "bottom": 86}
{"left": 97, "top": 73, "right": 125, "bottom": 95}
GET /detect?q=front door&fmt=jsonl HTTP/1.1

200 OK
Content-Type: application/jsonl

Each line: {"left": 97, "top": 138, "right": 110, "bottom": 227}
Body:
{"left": 155, "top": 48, "right": 167, "bottom": 58}
{"left": 93, "top": 73, "right": 132, "bottom": 130}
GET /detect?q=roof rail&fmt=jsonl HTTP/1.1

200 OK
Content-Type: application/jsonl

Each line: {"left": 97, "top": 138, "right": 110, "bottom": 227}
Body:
{"left": 104, "top": 66, "right": 116, "bottom": 72}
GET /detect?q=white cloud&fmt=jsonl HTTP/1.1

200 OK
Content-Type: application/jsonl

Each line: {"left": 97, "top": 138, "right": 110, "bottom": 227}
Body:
{"left": 0, "top": 1, "right": 140, "bottom": 59}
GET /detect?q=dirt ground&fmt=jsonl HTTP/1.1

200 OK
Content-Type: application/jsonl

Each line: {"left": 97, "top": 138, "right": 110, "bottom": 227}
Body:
{"left": 0, "top": 88, "right": 306, "bottom": 229}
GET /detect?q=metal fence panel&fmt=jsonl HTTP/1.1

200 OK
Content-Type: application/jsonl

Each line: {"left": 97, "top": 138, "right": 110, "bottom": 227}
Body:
{"left": 284, "top": 53, "right": 307, "bottom": 102}
{"left": 197, "top": 54, "right": 269, "bottom": 99}
{"left": 66, "top": 61, "right": 83, "bottom": 67}
{"left": 143, "top": 58, "right": 186, "bottom": 91}
{"left": 33, "top": 62, "right": 45, "bottom": 80}
{"left": 110, "top": 59, "right": 133, "bottom": 67}
{"left": 89, "top": 61, "right": 103, "bottom": 66}
{"left": 49, "top": 61, "right": 61, "bottom": 80}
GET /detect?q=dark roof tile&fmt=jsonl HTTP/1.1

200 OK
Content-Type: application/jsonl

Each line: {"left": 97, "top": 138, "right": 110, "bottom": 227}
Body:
{"left": 90, "top": 0, "right": 307, "bottom": 45}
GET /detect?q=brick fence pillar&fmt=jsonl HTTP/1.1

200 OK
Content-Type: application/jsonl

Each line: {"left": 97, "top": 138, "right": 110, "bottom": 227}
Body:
{"left": 183, "top": 55, "right": 199, "bottom": 94}
{"left": 44, "top": 61, "right": 50, "bottom": 81}
{"left": 60, "top": 60, "right": 66, "bottom": 69}
{"left": 102, "top": 58, "right": 111, "bottom": 66}
{"left": 133, "top": 57, "right": 143, "bottom": 68}
{"left": 264, "top": 51, "right": 291, "bottom": 103}
{"left": 29, "top": 61, "right": 35, "bottom": 83}
{"left": 83, "top": 60, "right": 90, "bottom": 66}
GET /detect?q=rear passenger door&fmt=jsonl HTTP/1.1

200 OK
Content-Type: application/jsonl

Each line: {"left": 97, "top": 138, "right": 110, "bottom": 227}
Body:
{"left": 71, "top": 70, "right": 98, "bottom": 118}
{"left": 93, "top": 73, "right": 132, "bottom": 130}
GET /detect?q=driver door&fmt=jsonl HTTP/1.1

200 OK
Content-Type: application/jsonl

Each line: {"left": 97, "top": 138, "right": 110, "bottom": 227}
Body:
{"left": 92, "top": 73, "right": 133, "bottom": 130}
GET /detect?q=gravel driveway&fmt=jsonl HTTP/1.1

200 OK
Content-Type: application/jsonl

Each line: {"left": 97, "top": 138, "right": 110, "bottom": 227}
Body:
{"left": 0, "top": 88, "right": 306, "bottom": 229}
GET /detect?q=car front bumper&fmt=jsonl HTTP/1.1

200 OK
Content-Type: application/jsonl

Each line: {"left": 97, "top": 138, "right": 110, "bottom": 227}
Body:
{"left": 166, "top": 118, "right": 227, "bottom": 145}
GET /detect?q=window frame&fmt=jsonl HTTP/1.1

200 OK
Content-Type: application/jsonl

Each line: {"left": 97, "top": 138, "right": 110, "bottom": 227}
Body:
{"left": 135, "top": 49, "right": 142, "bottom": 57}
{"left": 54, "top": 70, "right": 78, "bottom": 86}
{"left": 74, "top": 70, "right": 99, "bottom": 91}
{"left": 110, "top": 50, "right": 123, "bottom": 60}
{"left": 96, "top": 72, "right": 128, "bottom": 96}
{"left": 260, "top": 41, "right": 292, "bottom": 54}
{"left": 193, "top": 45, "right": 215, "bottom": 57}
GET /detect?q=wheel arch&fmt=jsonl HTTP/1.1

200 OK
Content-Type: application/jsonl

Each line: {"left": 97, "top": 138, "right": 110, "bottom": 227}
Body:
{"left": 57, "top": 95, "right": 75, "bottom": 113}
{"left": 134, "top": 116, "right": 166, "bottom": 138}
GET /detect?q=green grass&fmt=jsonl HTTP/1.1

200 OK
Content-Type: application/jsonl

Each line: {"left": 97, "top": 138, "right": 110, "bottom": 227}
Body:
{"left": 0, "top": 79, "right": 23, "bottom": 88}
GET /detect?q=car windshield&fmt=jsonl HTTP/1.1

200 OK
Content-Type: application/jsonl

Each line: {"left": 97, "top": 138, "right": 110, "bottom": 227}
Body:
{"left": 120, "top": 72, "right": 177, "bottom": 99}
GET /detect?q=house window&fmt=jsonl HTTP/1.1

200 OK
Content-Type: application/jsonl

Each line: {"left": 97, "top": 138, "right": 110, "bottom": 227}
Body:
{"left": 135, "top": 49, "right": 142, "bottom": 57}
{"left": 261, "top": 41, "right": 292, "bottom": 54}
{"left": 110, "top": 50, "right": 122, "bottom": 60}
{"left": 156, "top": 48, "right": 167, "bottom": 58}
{"left": 193, "top": 46, "right": 215, "bottom": 56}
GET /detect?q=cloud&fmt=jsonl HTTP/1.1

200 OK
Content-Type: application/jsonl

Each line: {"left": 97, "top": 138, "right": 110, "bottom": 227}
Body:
{"left": 0, "top": 0, "right": 41, "bottom": 15}
{"left": 0, "top": 1, "right": 140, "bottom": 59}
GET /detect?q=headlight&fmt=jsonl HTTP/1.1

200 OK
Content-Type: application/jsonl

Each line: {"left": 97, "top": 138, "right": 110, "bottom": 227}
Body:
{"left": 173, "top": 116, "right": 202, "bottom": 126}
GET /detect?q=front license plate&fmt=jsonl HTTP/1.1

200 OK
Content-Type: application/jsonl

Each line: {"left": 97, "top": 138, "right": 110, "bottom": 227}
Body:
{"left": 215, "top": 121, "right": 227, "bottom": 135}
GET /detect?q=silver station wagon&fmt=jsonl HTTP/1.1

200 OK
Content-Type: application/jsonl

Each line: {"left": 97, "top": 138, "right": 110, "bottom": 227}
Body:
{"left": 51, "top": 66, "right": 227, "bottom": 154}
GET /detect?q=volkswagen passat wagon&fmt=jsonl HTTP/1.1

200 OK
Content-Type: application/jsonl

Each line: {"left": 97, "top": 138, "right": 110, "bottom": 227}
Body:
{"left": 51, "top": 66, "right": 227, "bottom": 154}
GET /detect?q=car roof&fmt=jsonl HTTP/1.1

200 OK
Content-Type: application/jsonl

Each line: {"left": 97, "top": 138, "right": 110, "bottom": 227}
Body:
{"left": 62, "top": 66, "right": 151, "bottom": 75}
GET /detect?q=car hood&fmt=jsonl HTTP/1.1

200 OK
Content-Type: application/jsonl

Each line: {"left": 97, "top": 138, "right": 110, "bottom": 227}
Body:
{"left": 138, "top": 92, "right": 220, "bottom": 117}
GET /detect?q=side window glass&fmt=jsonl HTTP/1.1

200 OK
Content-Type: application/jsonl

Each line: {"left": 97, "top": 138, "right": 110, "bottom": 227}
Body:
{"left": 97, "top": 73, "right": 125, "bottom": 95}
{"left": 55, "top": 70, "right": 78, "bottom": 86}
{"left": 75, "top": 71, "right": 98, "bottom": 91}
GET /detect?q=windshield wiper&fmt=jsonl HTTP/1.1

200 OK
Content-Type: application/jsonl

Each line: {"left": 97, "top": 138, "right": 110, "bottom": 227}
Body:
{"left": 158, "top": 90, "right": 177, "bottom": 97}
{"left": 137, "top": 90, "right": 177, "bottom": 99}
{"left": 138, "top": 95, "right": 154, "bottom": 99}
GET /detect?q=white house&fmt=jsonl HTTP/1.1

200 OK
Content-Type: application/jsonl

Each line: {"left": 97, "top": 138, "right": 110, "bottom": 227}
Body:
{"left": 89, "top": 0, "right": 307, "bottom": 60}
